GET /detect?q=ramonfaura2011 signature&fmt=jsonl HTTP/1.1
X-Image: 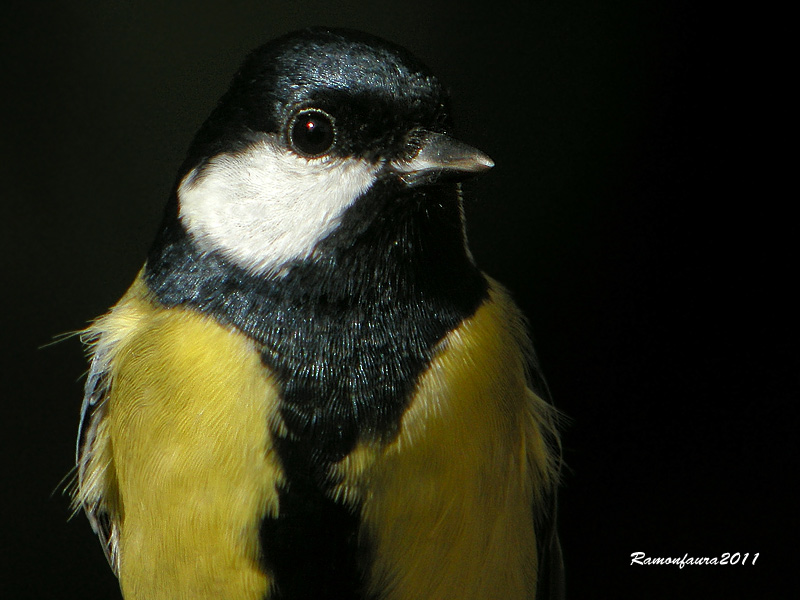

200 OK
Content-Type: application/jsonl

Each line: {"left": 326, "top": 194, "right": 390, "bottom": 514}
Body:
{"left": 630, "top": 552, "right": 760, "bottom": 568}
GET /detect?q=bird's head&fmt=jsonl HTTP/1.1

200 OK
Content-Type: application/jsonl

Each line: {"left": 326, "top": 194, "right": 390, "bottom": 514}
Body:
{"left": 171, "top": 27, "right": 493, "bottom": 277}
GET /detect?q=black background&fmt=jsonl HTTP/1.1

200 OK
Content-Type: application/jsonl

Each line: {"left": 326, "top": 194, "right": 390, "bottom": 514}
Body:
{"left": 2, "top": 1, "right": 794, "bottom": 598}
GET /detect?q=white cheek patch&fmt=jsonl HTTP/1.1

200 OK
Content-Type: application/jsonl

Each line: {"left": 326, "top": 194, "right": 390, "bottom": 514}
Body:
{"left": 178, "top": 137, "right": 380, "bottom": 275}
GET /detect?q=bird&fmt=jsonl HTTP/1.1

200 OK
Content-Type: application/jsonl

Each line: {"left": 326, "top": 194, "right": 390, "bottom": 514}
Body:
{"left": 73, "top": 26, "right": 564, "bottom": 600}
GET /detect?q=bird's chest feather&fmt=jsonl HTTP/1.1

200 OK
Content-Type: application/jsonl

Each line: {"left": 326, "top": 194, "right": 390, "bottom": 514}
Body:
{"left": 135, "top": 215, "right": 498, "bottom": 597}
{"left": 83, "top": 273, "right": 543, "bottom": 600}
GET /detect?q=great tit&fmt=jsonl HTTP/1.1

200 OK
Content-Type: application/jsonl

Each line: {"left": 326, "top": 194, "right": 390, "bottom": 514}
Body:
{"left": 73, "top": 27, "right": 563, "bottom": 600}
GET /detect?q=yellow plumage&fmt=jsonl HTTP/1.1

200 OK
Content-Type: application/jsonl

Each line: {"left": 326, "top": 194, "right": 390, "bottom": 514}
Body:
{"left": 76, "top": 276, "right": 559, "bottom": 599}
{"left": 77, "top": 276, "right": 280, "bottom": 599}
{"left": 355, "top": 282, "right": 557, "bottom": 600}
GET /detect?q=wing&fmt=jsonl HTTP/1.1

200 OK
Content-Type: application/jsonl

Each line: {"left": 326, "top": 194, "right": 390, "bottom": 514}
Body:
{"left": 74, "top": 290, "right": 137, "bottom": 572}
{"left": 528, "top": 384, "right": 565, "bottom": 600}
{"left": 498, "top": 277, "right": 565, "bottom": 600}
{"left": 525, "top": 342, "right": 565, "bottom": 600}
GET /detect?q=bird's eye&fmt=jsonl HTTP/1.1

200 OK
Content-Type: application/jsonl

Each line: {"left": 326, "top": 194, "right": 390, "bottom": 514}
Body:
{"left": 289, "top": 109, "right": 336, "bottom": 157}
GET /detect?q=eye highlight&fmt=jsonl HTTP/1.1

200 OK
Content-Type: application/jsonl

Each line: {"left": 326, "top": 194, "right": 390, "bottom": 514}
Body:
{"left": 288, "top": 109, "right": 336, "bottom": 158}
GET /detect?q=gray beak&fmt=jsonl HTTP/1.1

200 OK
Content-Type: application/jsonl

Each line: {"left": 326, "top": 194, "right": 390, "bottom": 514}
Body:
{"left": 391, "top": 131, "right": 494, "bottom": 186}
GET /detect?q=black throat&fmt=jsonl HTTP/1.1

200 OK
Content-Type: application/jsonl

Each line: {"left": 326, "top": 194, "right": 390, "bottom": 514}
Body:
{"left": 145, "top": 178, "right": 488, "bottom": 597}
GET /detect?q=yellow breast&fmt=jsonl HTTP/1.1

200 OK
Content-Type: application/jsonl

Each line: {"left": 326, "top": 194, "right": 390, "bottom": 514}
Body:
{"left": 76, "top": 275, "right": 558, "bottom": 599}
